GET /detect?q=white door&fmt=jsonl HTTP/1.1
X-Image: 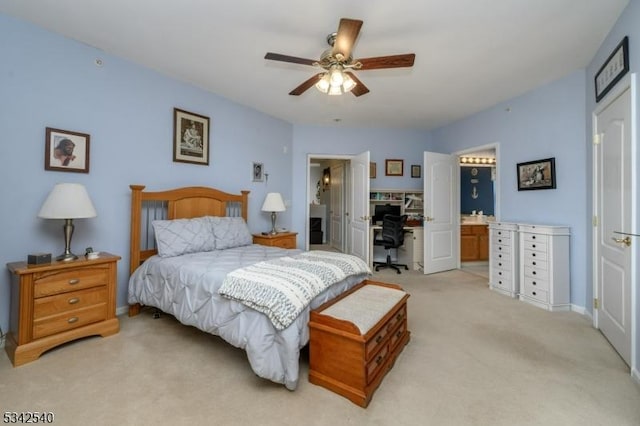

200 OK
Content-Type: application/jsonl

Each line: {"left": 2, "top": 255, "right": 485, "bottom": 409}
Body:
{"left": 593, "top": 76, "right": 636, "bottom": 367}
{"left": 349, "top": 151, "right": 370, "bottom": 263}
{"left": 330, "top": 163, "right": 344, "bottom": 251}
{"left": 423, "top": 151, "right": 459, "bottom": 274}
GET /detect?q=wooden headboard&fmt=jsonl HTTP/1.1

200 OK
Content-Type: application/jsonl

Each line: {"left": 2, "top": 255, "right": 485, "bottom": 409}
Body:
{"left": 129, "top": 185, "right": 250, "bottom": 276}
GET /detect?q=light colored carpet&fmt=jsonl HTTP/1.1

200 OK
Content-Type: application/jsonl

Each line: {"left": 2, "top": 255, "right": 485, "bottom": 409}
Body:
{"left": 1, "top": 269, "right": 639, "bottom": 426}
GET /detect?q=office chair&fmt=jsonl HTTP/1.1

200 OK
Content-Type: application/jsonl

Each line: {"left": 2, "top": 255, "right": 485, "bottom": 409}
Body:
{"left": 373, "top": 214, "right": 409, "bottom": 274}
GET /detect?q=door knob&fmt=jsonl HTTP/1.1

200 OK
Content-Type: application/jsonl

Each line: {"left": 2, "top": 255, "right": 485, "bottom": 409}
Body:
{"left": 612, "top": 236, "right": 632, "bottom": 247}
{"left": 424, "top": 216, "right": 434, "bottom": 222}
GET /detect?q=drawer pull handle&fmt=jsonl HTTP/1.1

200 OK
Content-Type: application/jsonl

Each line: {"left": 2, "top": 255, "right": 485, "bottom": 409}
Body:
{"left": 376, "top": 335, "right": 383, "bottom": 343}
{"left": 376, "top": 355, "right": 384, "bottom": 365}
{"left": 532, "top": 281, "right": 537, "bottom": 286}
{"left": 532, "top": 271, "right": 536, "bottom": 275}
{"left": 532, "top": 261, "right": 536, "bottom": 265}
{"left": 396, "top": 313, "right": 403, "bottom": 321}
{"left": 532, "top": 291, "right": 537, "bottom": 296}
{"left": 498, "top": 281, "right": 502, "bottom": 285}
{"left": 532, "top": 244, "right": 536, "bottom": 248}
{"left": 532, "top": 253, "right": 536, "bottom": 257}
{"left": 498, "top": 239, "right": 502, "bottom": 243}
{"left": 498, "top": 263, "right": 502, "bottom": 266}
{"left": 68, "top": 279, "right": 80, "bottom": 285}
{"left": 396, "top": 330, "right": 403, "bottom": 338}
{"left": 67, "top": 317, "right": 79, "bottom": 324}
{"left": 532, "top": 236, "right": 536, "bottom": 240}
{"left": 68, "top": 297, "right": 80, "bottom": 304}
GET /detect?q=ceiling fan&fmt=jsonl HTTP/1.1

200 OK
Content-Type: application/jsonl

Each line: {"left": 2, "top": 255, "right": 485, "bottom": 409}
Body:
{"left": 264, "top": 18, "right": 415, "bottom": 97}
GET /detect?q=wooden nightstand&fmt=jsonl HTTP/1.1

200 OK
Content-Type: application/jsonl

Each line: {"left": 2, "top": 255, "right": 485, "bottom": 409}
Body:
{"left": 5, "top": 253, "right": 120, "bottom": 367}
{"left": 252, "top": 232, "right": 297, "bottom": 249}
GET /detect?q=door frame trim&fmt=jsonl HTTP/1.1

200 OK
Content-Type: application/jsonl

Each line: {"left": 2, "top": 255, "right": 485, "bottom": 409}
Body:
{"left": 591, "top": 72, "right": 637, "bottom": 375}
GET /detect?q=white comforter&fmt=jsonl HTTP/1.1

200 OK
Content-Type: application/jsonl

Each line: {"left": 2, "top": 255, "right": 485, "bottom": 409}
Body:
{"left": 128, "top": 244, "right": 369, "bottom": 390}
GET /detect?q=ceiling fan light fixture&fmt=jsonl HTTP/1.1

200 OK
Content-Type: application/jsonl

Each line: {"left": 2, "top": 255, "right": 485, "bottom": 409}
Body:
{"left": 328, "top": 85, "right": 342, "bottom": 96}
{"left": 342, "top": 73, "right": 356, "bottom": 92}
{"left": 315, "top": 73, "right": 331, "bottom": 93}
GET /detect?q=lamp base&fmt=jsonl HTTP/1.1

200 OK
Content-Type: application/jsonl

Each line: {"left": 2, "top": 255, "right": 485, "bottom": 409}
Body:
{"left": 56, "top": 252, "right": 78, "bottom": 262}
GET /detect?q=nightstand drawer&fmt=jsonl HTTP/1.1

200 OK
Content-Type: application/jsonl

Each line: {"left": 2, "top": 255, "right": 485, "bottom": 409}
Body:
{"left": 277, "top": 237, "right": 297, "bottom": 249}
{"left": 34, "top": 267, "right": 109, "bottom": 298}
{"left": 34, "top": 286, "right": 108, "bottom": 319}
{"left": 33, "top": 303, "right": 108, "bottom": 340}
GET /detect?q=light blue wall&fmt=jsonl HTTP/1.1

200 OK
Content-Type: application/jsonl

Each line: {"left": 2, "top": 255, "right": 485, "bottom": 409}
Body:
{"left": 585, "top": 0, "right": 640, "bottom": 372}
{"left": 431, "top": 71, "right": 588, "bottom": 307}
{"left": 291, "top": 126, "right": 431, "bottom": 245}
{"left": 0, "top": 15, "right": 294, "bottom": 332}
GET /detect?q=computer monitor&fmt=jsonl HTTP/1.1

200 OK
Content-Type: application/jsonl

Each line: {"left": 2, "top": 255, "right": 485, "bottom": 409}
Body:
{"left": 373, "top": 204, "right": 401, "bottom": 224}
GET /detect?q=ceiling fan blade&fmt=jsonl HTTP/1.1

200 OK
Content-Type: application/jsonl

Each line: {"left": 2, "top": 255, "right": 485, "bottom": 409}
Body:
{"left": 357, "top": 54, "right": 416, "bottom": 70}
{"left": 289, "top": 73, "right": 324, "bottom": 96}
{"left": 344, "top": 72, "right": 370, "bottom": 97}
{"left": 265, "top": 52, "right": 316, "bottom": 66}
{"left": 332, "top": 18, "right": 363, "bottom": 60}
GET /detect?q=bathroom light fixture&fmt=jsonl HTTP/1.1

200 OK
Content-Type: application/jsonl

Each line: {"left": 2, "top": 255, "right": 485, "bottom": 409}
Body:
{"left": 460, "top": 157, "right": 496, "bottom": 165}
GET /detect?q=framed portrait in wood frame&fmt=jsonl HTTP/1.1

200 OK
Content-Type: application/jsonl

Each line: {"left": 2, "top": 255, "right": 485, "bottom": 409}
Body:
{"left": 385, "top": 159, "right": 404, "bottom": 176}
{"left": 517, "top": 157, "right": 556, "bottom": 191}
{"left": 173, "top": 108, "right": 210, "bottom": 165}
{"left": 370, "top": 162, "right": 377, "bottom": 178}
{"left": 44, "top": 127, "right": 90, "bottom": 173}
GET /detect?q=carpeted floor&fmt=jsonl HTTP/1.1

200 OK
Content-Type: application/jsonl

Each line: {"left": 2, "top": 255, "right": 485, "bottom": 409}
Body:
{"left": 1, "top": 268, "right": 639, "bottom": 425}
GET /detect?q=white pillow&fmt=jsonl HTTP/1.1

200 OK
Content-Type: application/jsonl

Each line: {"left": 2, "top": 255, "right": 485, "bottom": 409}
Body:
{"left": 210, "top": 216, "right": 253, "bottom": 249}
{"left": 152, "top": 216, "right": 216, "bottom": 257}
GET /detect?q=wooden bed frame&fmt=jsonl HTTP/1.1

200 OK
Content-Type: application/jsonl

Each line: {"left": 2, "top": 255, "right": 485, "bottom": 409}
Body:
{"left": 128, "top": 184, "right": 249, "bottom": 316}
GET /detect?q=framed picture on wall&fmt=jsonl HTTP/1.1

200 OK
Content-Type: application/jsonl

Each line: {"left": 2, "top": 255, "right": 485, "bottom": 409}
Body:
{"left": 594, "top": 36, "right": 629, "bottom": 103}
{"left": 370, "top": 162, "right": 377, "bottom": 178}
{"left": 517, "top": 157, "right": 556, "bottom": 191}
{"left": 173, "top": 108, "right": 210, "bottom": 165}
{"left": 411, "top": 165, "right": 421, "bottom": 178}
{"left": 44, "top": 127, "right": 90, "bottom": 173}
{"left": 252, "top": 162, "right": 264, "bottom": 182}
{"left": 385, "top": 159, "right": 403, "bottom": 176}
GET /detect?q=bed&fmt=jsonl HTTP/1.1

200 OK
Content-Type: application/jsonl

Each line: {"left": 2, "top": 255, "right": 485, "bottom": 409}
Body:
{"left": 127, "top": 185, "right": 370, "bottom": 390}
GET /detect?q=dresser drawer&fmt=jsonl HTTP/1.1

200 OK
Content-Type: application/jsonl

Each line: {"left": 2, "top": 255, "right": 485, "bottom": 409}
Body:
{"left": 33, "top": 303, "right": 108, "bottom": 340}
{"left": 34, "top": 267, "right": 109, "bottom": 298}
{"left": 366, "top": 342, "right": 390, "bottom": 383}
{"left": 493, "top": 244, "right": 511, "bottom": 255}
{"left": 523, "top": 276, "right": 549, "bottom": 291}
{"left": 491, "top": 234, "right": 511, "bottom": 245}
{"left": 492, "top": 250, "right": 511, "bottom": 263}
{"left": 523, "top": 248, "right": 548, "bottom": 262}
{"left": 364, "top": 305, "right": 406, "bottom": 360}
{"left": 276, "top": 237, "right": 297, "bottom": 249}
{"left": 493, "top": 257, "right": 512, "bottom": 271}
{"left": 522, "top": 257, "right": 548, "bottom": 270}
{"left": 491, "top": 273, "right": 512, "bottom": 290}
{"left": 34, "top": 286, "right": 107, "bottom": 319}
{"left": 521, "top": 284, "right": 548, "bottom": 303}
{"left": 522, "top": 240, "right": 547, "bottom": 252}
{"left": 521, "top": 232, "right": 548, "bottom": 244}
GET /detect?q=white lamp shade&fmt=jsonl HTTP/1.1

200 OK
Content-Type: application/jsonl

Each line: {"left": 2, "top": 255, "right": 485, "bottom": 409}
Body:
{"left": 38, "top": 183, "right": 97, "bottom": 219}
{"left": 261, "top": 192, "right": 286, "bottom": 212}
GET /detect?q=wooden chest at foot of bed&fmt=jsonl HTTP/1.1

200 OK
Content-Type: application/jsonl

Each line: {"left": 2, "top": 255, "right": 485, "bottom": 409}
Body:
{"left": 309, "top": 279, "right": 410, "bottom": 407}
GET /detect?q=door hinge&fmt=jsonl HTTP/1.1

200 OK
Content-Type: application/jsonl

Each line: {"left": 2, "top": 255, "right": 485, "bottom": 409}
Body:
{"left": 592, "top": 215, "right": 599, "bottom": 227}
{"left": 594, "top": 298, "right": 599, "bottom": 309}
{"left": 593, "top": 134, "right": 602, "bottom": 145}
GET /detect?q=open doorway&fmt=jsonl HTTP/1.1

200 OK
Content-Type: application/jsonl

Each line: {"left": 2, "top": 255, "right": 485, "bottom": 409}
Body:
{"left": 307, "top": 156, "right": 350, "bottom": 253}
{"left": 455, "top": 144, "right": 499, "bottom": 280}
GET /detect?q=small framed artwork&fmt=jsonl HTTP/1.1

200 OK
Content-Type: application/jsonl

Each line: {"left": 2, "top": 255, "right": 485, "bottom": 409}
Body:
{"left": 252, "top": 162, "right": 264, "bottom": 182}
{"left": 385, "top": 159, "right": 404, "bottom": 176}
{"left": 595, "top": 36, "right": 629, "bottom": 103}
{"left": 173, "top": 108, "right": 210, "bottom": 165}
{"left": 411, "top": 164, "right": 421, "bottom": 178}
{"left": 370, "top": 162, "right": 377, "bottom": 178}
{"left": 517, "top": 157, "right": 556, "bottom": 191}
{"left": 45, "top": 127, "right": 90, "bottom": 173}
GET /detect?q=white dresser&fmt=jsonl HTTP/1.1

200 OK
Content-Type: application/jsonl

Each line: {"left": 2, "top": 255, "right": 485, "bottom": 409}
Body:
{"left": 518, "top": 224, "right": 570, "bottom": 311}
{"left": 488, "top": 222, "right": 519, "bottom": 298}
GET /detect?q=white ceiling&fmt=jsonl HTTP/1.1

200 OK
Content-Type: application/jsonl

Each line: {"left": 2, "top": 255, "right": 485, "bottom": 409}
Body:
{"left": 0, "top": 0, "right": 629, "bottom": 130}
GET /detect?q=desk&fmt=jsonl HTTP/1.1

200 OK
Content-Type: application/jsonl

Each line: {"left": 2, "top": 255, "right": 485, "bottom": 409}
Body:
{"left": 369, "top": 226, "right": 424, "bottom": 271}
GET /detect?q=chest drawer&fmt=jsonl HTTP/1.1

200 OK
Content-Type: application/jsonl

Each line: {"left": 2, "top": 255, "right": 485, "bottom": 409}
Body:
{"left": 523, "top": 276, "right": 549, "bottom": 291}
{"left": 33, "top": 303, "right": 108, "bottom": 340}
{"left": 34, "top": 266, "right": 109, "bottom": 298}
{"left": 34, "top": 286, "right": 108, "bottom": 319}
{"left": 523, "top": 249, "right": 547, "bottom": 262}
{"left": 365, "top": 304, "right": 406, "bottom": 359}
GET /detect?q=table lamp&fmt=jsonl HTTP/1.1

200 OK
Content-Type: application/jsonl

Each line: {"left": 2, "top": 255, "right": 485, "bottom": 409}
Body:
{"left": 261, "top": 192, "right": 286, "bottom": 235}
{"left": 38, "top": 183, "right": 97, "bottom": 261}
